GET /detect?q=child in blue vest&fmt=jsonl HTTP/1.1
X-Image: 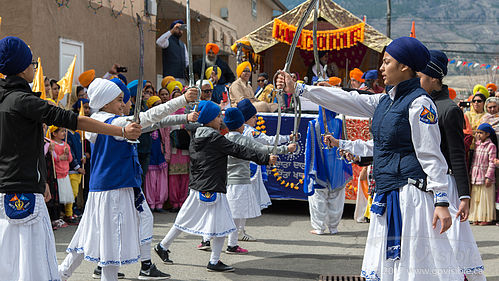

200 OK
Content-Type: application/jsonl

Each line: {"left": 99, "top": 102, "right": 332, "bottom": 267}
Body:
{"left": 155, "top": 100, "right": 277, "bottom": 272}
{"left": 59, "top": 78, "right": 197, "bottom": 281}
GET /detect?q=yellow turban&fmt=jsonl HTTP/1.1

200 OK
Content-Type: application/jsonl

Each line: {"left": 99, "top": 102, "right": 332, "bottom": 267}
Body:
{"left": 161, "top": 76, "right": 175, "bottom": 89}
{"left": 205, "top": 66, "right": 222, "bottom": 80}
{"left": 78, "top": 69, "right": 95, "bottom": 88}
{"left": 237, "top": 61, "right": 252, "bottom": 78}
{"left": 473, "top": 84, "right": 489, "bottom": 98}
{"left": 349, "top": 68, "right": 364, "bottom": 83}
{"left": 49, "top": 125, "right": 60, "bottom": 133}
{"left": 146, "top": 96, "right": 161, "bottom": 109}
{"left": 167, "top": 81, "right": 183, "bottom": 96}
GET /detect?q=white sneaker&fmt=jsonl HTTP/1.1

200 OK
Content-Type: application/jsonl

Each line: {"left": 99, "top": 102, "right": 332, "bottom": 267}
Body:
{"left": 238, "top": 230, "right": 257, "bottom": 241}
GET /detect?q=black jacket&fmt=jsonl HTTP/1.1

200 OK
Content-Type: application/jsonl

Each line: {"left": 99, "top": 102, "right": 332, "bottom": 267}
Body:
{"left": 430, "top": 85, "right": 470, "bottom": 198}
{"left": 193, "top": 57, "right": 235, "bottom": 85}
{"left": 0, "top": 76, "right": 78, "bottom": 194}
{"left": 188, "top": 127, "right": 269, "bottom": 193}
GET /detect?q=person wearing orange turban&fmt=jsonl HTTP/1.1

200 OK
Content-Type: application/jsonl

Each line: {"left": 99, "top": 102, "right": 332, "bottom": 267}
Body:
{"left": 193, "top": 43, "right": 235, "bottom": 85}
{"left": 161, "top": 76, "right": 175, "bottom": 89}
{"left": 205, "top": 43, "right": 219, "bottom": 55}
{"left": 486, "top": 83, "right": 497, "bottom": 97}
{"left": 78, "top": 69, "right": 95, "bottom": 88}
{"left": 328, "top": 77, "right": 342, "bottom": 87}
{"left": 349, "top": 68, "right": 364, "bottom": 89}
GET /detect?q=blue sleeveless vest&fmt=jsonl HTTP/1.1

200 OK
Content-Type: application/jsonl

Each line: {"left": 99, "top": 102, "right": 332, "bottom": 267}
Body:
{"left": 89, "top": 116, "right": 142, "bottom": 191}
{"left": 372, "top": 78, "right": 429, "bottom": 194}
{"left": 161, "top": 35, "right": 186, "bottom": 78}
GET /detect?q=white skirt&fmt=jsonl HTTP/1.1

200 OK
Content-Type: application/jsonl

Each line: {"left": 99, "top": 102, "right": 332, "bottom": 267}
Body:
{"left": 173, "top": 191, "right": 236, "bottom": 237}
{"left": 65, "top": 188, "right": 140, "bottom": 267}
{"left": 361, "top": 184, "right": 463, "bottom": 281}
{"left": 250, "top": 165, "right": 272, "bottom": 209}
{"left": 445, "top": 175, "right": 485, "bottom": 279}
{"left": 227, "top": 184, "right": 262, "bottom": 219}
{"left": 57, "top": 175, "right": 74, "bottom": 204}
{"left": 0, "top": 193, "right": 60, "bottom": 281}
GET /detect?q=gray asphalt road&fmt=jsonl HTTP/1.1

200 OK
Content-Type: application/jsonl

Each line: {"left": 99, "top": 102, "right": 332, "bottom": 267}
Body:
{"left": 54, "top": 201, "right": 499, "bottom": 281}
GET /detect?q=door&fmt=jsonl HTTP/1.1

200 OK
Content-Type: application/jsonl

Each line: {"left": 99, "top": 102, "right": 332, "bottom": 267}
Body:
{"left": 59, "top": 38, "right": 84, "bottom": 106}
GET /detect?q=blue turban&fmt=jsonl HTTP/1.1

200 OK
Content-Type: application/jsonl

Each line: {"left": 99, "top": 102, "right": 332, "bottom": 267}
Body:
{"left": 0, "top": 36, "right": 32, "bottom": 75}
{"left": 72, "top": 98, "right": 89, "bottom": 111}
{"left": 127, "top": 79, "right": 147, "bottom": 97}
{"left": 362, "top": 70, "right": 378, "bottom": 80}
{"left": 224, "top": 108, "right": 245, "bottom": 130}
{"left": 385, "top": 37, "right": 430, "bottom": 72}
{"left": 111, "top": 78, "right": 131, "bottom": 103}
{"left": 117, "top": 73, "right": 127, "bottom": 85}
{"left": 477, "top": 123, "right": 495, "bottom": 136}
{"left": 170, "top": 20, "right": 185, "bottom": 29}
{"left": 237, "top": 98, "right": 257, "bottom": 122}
{"left": 197, "top": 100, "right": 220, "bottom": 125}
{"left": 421, "top": 50, "right": 448, "bottom": 79}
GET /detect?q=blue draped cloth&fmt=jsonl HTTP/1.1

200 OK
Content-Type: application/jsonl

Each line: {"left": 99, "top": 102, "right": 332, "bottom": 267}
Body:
{"left": 303, "top": 107, "right": 352, "bottom": 195}
{"left": 370, "top": 189, "right": 402, "bottom": 260}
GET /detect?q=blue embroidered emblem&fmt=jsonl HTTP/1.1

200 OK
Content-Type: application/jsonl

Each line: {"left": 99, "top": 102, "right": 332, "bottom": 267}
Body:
{"left": 419, "top": 105, "right": 437, "bottom": 124}
{"left": 199, "top": 191, "right": 217, "bottom": 202}
{"left": 4, "top": 193, "right": 36, "bottom": 219}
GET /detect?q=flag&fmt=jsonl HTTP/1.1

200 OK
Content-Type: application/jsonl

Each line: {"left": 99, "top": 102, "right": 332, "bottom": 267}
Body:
{"left": 57, "top": 55, "right": 76, "bottom": 105}
{"left": 0, "top": 73, "right": 4, "bottom": 79}
{"left": 78, "top": 101, "right": 85, "bottom": 139}
{"left": 410, "top": 21, "right": 416, "bottom": 38}
{"left": 32, "top": 57, "right": 47, "bottom": 99}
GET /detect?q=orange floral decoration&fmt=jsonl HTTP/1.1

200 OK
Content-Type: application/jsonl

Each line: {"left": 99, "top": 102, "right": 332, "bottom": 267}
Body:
{"left": 272, "top": 18, "right": 365, "bottom": 51}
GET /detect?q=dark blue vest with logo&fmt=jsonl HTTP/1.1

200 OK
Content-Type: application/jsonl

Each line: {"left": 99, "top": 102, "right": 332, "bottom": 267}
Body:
{"left": 372, "top": 78, "right": 430, "bottom": 194}
{"left": 161, "top": 35, "right": 186, "bottom": 79}
{"left": 89, "top": 116, "right": 142, "bottom": 191}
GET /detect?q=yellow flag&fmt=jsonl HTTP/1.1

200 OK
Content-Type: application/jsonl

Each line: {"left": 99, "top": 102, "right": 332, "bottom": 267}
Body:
{"left": 32, "top": 57, "right": 46, "bottom": 99}
{"left": 57, "top": 55, "right": 76, "bottom": 105}
{"left": 0, "top": 73, "right": 5, "bottom": 79}
{"left": 78, "top": 101, "right": 85, "bottom": 139}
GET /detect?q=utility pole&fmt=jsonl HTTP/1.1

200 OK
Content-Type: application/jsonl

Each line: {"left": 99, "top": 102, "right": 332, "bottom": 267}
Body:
{"left": 386, "top": 0, "right": 391, "bottom": 37}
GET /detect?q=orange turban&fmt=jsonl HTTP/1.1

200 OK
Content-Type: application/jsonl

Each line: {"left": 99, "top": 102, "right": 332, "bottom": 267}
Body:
{"left": 161, "top": 76, "right": 175, "bottom": 89}
{"left": 328, "top": 77, "right": 342, "bottom": 86}
{"left": 79, "top": 69, "right": 95, "bottom": 88}
{"left": 349, "top": 68, "right": 365, "bottom": 83}
{"left": 448, "top": 87, "right": 456, "bottom": 100}
{"left": 236, "top": 61, "right": 252, "bottom": 78}
{"left": 206, "top": 43, "right": 219, "bottom": 55}
{"left": 486, "top": 83, "right": 497, "bottom": 92}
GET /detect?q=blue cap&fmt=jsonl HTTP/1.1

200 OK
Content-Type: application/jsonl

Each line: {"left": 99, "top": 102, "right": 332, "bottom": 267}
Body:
{"left": 0, "top": 36, "right": 32, "bottom": 75}
{"left": 117, "top": 73, "right": 127, "bottom": 85}
{"left": 111, "top": 78, "right": 131, "bottom": 103}
{"left": 477, "top": 123, "right": 495, "bottom": 136}
{"left": 197, "top": 100, "right": 220, "bottom": 125}
{"left": 170, "top": 19, "right": 185, "bottom": 29}
{"left": 72, "top": 98, "right": 89, "bottom": 111}
{"left": 127, "top": 79, "right": 147, "bottom": 97}
{"left": 224, "top": 108, "right": 245, "bottom": 130}
{"left": 236, "top": 98, "right": 257, "bottom": 122}
{"left": 421, "top": 50, "right": 448, "bottom": 79}
{"left": 385, "top": 37, "right": 430, "bottom": 72}
{"left": 362, "top": 70, "right": 378, "bottom": 80}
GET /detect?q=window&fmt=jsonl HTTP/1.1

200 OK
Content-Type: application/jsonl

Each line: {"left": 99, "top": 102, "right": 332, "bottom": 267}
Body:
{"left": 251, "top": 0, "right": 257, "bottom": 17}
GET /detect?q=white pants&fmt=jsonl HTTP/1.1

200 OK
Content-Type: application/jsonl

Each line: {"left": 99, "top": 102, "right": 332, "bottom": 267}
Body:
{"left": 354, "top": 173, "right": 369, "bottom": 222}
{"left": 139, "top": 195, "right": 153, "bottom": 262}
{"left": 308, "top": 187, "right": 345, "bottom": 234}
{"left": 227, "top": 218, "right": 246, "bottom": 247}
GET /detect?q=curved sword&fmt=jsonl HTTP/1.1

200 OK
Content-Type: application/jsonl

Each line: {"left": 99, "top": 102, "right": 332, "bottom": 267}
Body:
{"left": 127, "top": 13, "right": 144, "bottom": 144}
{"left": 273, "top": 0, "right": 318, "bottom": 155}
{"left": 185, "top": 0, "right": 201, "bottom": 111}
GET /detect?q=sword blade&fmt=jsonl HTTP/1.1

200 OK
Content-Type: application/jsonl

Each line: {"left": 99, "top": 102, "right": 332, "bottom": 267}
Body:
{"left": 186, "top": 0, "right": 194, "bottom": 87}
{"left": 312, "top": 0, "right": 324, "bottom": 80}
{"left": 133, "top": 13, "right": 144, "bottom": 124}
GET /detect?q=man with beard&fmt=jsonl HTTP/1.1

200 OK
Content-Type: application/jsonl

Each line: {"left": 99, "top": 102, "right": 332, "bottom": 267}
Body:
{"left": 193, "top": 43, "right": 235, "bottom": 85}
{"left": 156, "top": 20, "right": 189, "bottom": 85}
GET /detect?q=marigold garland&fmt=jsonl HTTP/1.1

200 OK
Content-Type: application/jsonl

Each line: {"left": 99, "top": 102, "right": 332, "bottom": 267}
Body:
{"left": 255, "top": 116, "right": 305, "bottom": 190}
{"left": 272, "top": 18, "right": 365, "bottom": 51}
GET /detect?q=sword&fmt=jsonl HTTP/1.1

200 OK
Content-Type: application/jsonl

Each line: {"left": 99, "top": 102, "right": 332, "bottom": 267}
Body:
{"left": 273, "top": 0, "right": 317, "bottom": 155}
{"left": 186, "top": 0, "right": 201, "bottom": 111}
{"left": 128, "top": 13, "right": 144, "bottom": 144}
{"left": 200, "top": 49, "right": 206, "bottom": 82}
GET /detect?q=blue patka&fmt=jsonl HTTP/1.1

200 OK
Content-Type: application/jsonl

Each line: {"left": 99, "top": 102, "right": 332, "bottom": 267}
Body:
{"left": 419, "top": 105, "right": 437, "bottom": 124}
{"left": 199, "top": 191, "right": 217, "bottom": 202}
{"left": 4, "top": 193, "right": 36, "bottom": 219}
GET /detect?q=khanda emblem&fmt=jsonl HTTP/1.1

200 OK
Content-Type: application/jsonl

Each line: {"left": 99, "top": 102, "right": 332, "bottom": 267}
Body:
{"left": 419, "top": 105, "right": 438, "bottom": 125}
{"left": 10, "top": 194, "right": 28, "bottom": 210}
{"left": 199, "top": 191, "right": 217, "bottom": 202}
{"left": 203, "top": 192, "right": 213, "bottom": 199}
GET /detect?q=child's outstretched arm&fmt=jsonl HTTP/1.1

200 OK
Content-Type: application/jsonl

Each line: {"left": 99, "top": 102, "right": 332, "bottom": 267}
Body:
{"left": 216, "top": 134, "right": 271, "bottom": 166}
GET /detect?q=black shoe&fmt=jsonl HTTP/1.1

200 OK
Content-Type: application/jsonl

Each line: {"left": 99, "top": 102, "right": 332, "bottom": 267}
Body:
{"left": 138, "top": 263, "right": 171, "bottom": 280}
{"left": 92, "top": 266, "right": 126, "bottom": 279}
{"left": 169, "top": 208, "right": 180, "bottom": 213}
{"left": 197, "top": 240, "right": 211, "bottom": 251}
{"left": 206, "top": 261, "right": 234, "bottom": 272}
{"left": 154, "top": 243, "right": 173, "bottom": 264}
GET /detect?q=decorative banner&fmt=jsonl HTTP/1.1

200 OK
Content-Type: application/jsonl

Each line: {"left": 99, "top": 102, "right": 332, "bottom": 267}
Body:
{"left": 272, "top": 18, "right": 365, "bottom": 51}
